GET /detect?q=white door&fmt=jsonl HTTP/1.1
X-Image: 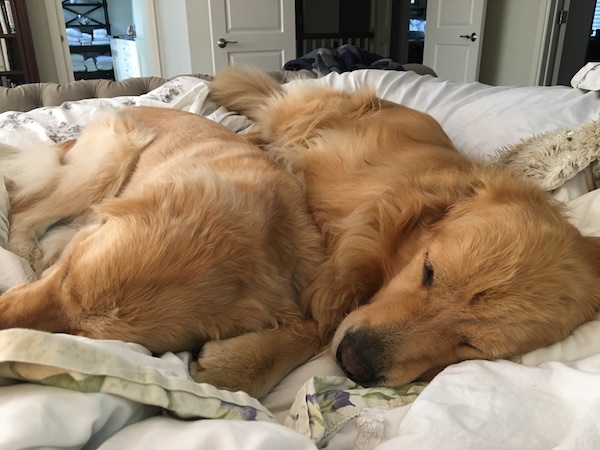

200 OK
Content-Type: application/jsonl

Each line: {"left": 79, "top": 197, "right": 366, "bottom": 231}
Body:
{"left": 208, "top": 0, "right": 296, "bottom": 71}
{"left": 423, "top": 0, "right": 487, "bottom": 82}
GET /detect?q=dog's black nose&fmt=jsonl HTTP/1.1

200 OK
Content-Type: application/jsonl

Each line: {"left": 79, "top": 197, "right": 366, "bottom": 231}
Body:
{"left": 335, "top": 329, "right": 385, "bottom": 386}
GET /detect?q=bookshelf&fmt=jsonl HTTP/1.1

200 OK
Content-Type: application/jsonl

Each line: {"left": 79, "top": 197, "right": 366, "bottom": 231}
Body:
{"left": 0, "top": 0, "right": 39, "bottom": 87}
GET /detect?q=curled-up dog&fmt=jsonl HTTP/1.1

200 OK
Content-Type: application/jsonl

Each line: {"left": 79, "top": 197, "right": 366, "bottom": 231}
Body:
{"left": 209, "top": 66, "right": 600, "bottom": 387}
{"left": 0, "top": 106, "right": 327, "bottom": 398}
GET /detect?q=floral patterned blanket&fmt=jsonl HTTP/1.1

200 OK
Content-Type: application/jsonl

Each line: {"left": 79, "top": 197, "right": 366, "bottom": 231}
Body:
{"left": 0, "top": 327, "right": 428, "bottom": 449}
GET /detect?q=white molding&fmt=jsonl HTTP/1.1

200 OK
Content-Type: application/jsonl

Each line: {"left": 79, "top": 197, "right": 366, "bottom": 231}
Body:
{"left": 132, "top": 0, "right": 162, "bottom": 77}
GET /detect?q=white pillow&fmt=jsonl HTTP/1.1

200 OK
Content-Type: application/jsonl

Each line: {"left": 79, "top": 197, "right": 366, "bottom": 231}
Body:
{"left": 306, "top": 70, "right": 600, "bottom": 160}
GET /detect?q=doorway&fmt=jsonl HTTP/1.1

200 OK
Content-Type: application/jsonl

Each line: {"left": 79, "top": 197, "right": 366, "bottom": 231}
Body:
{"left": 583, "top": 1, "right": 600, "bottom": 70}
{"left": 295, "top": 0, "right": 376, "bottom": 56}
{"left": 556, "top": 0, "right": 595, "bottom": 85}
{"left": 59, "top": 0, "right": 134, "bottom": 81}
{"left": 389, "top": 0, "right": 427, "bottom": 64}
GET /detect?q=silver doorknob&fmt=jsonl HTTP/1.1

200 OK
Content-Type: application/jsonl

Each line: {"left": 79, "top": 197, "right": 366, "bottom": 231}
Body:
{"left": 217, "top": 38, "right": 238, "bottom": 48}
{"left": 459, "top": 32, "right": 477, "bottom": 42}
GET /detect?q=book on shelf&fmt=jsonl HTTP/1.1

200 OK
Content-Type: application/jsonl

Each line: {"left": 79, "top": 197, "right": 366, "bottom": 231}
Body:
{"left": 3, "top": 1, "right": 14, "bottom": 33}
{"left": 0, "top": 46, "right": 5, "bottom": 71}
{"left": 0, "top": 75, "right": 13, "bottom": 87}
{"left": 0, "top": 37, "right": 10, "bottom": 71}
{"left": 0, "top": 4, "right": 7, "bottom": 35}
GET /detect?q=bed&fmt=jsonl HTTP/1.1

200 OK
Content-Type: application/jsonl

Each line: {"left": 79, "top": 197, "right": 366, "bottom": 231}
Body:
{"left": 1, "top": 68, "right": 600, "bottom": 449}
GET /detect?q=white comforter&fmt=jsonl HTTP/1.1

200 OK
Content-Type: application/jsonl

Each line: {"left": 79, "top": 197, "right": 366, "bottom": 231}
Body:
{"left": 1, "top": 72, "right": 600, "bottom": 449}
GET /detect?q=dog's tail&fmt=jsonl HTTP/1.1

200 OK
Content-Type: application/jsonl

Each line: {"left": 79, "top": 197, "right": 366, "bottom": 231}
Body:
{"left": 210, "top": 65, "right": 384, "bottom": 182}
{"left": 209, "top": 65, "right": 283, "bottom": 122}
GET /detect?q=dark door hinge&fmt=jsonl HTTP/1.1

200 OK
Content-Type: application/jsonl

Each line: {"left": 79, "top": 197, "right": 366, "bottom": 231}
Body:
{"left": 558, "top": 10, "right": 568, "bottom": 24}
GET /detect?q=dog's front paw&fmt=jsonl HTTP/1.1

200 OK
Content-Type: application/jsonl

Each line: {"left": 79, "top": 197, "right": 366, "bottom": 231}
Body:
{"left": 190, "top": 325, "right": 320, "bottom": 399}
{"left": 189, "top": 338, "right": 259, "bottom": 396}
{"left": 6, "top": 237, "right": 42, "bottom": 269}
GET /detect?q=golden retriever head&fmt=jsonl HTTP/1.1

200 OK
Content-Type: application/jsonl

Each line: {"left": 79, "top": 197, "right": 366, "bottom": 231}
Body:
{"left": 332, "top": 173, "right": 600, "bottom": 386}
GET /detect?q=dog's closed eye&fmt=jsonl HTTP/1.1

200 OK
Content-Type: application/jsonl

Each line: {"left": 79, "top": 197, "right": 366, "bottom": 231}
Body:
{"left": 469, "top": 291, "right": 486, "bottom": 305}
{"left": 422, "top": 256, "right": 434, "bottom": 287}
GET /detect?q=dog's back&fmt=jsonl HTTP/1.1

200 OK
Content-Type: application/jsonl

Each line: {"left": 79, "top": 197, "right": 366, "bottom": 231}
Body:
{"left": 2, "top": 107, "right": 325, "bottom": 354}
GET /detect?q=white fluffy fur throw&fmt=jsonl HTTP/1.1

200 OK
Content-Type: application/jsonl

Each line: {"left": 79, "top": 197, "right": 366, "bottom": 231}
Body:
{"left": 492, "top": 119, "right": 600, "bottom": 191}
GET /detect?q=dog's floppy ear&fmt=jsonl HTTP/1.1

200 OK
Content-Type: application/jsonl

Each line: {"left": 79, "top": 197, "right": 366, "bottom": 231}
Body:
{"left": 374, "top": 176, "right": 484, "bottom": 255}
{"left": 308, "top": 185, "right": 462, "bottom": 338}
{"left": 581, "top": 236, "right": 600, "bottom": 266}
{"left": 308, "top": 193, "right": 414, "bottom": 330}
{"left": 325, "top": 182, "right": 466, "bottom": 287}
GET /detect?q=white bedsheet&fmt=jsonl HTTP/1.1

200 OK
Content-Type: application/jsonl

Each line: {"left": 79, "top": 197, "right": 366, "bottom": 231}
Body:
{"left": 309, "top": 70, "right": 600, "bottom": 160}
{"left": 379, "top": 355, "right": 600, "bottom": 450}
{"left": 1, "top": 72, "right": 600, "bottom": 449}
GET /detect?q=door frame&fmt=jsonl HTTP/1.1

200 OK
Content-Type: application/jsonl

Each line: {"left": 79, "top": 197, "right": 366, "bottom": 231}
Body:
{"left": 555, "top": 0, "right": 596, "bottom": 85}
{"left": 50, "top": 0, "right": 74, "bottom": 83}
{"left": 131, "top": 0, "right": 163, "bottom": 77}
{"left": 371, "top": 0, "right": 393, "bottom": 56}
{"left": 534, "top": 0, "right": 567, "bottom": 86}
{"left": 27, "top": 0, "right": 73, "bottom": 84}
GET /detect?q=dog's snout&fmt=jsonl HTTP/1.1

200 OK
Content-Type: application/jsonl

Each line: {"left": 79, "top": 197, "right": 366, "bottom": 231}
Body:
{"left": 335, "top": 328, "right": 385, "bottom": 386}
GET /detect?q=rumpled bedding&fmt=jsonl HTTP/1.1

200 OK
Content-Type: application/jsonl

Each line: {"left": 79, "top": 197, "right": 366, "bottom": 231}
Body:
{"left": 283, "top": 44, "right": 404, "bottom": 75}
{"left": 1, "top": 72, "right": 600, "bottom": 449}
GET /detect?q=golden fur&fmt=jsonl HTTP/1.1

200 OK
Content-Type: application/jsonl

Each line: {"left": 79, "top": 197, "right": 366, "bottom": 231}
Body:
{"left": 209, "top": 66, "right": 600, "bottom": 387}
{"left": 1, "top": 106, "right": 327, "bottom": 398}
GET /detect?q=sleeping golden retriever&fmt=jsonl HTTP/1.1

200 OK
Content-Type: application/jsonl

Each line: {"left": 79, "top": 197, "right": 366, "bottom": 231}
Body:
{"left": 209, "top": 66, "right": 600, "bottom": 387}
{"left": 0, "top": 106, "right": 327, "bottom": 398}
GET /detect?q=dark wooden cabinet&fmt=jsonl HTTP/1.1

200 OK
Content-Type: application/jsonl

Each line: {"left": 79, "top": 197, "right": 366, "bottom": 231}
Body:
{"left": 0, "top": 0, "right": 39, "bottom": 87}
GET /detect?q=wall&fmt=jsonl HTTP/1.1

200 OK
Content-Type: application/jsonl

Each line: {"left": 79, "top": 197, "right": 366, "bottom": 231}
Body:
{"left": 185, "top": 0, "right": 213, "bottom": 75}
{"left": 302, "top": 0, "right": 339, "bottom": 33}
{"left": 107, "top": 0, "right": 133, "bottom": 37}
{"left": 478, "top": 0, "right": 548, "bottom": 86}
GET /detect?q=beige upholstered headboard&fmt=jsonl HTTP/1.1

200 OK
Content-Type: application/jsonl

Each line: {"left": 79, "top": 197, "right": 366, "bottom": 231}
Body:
{"left": 0, "top": 65, "right": 436, "bottom": 114}
{"left": 0, "top": 75, "right": 215, "bottom": 114}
